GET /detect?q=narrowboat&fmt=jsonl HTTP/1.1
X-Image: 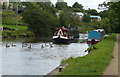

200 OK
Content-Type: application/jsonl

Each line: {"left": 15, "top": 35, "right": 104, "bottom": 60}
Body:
{"left": 87, "top": 29, "right": 105, "bottom": 44}
{"left": 52, "top": 27, "right": 79, "bottom": 44}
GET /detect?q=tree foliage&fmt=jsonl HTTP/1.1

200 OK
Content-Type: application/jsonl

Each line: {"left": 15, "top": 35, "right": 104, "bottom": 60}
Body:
{"left": 59, "top": 10, "right": 69, "bottom": 27}
{"left": 98, "top": 1, "right": 120, "bottom": 33}
{"left": 72, "top": 2, "right": 83, "bottom": 9}
{"left": 72, "top": 2, "right": 83, "bottom": 12}
{"left": 109, "top": 2, "right": 120, "bottom": 33}
{"left": 82, "top": 14, "right": 91, "bottom": 23}
{"left": 22, "top": 3, "right": 60, "bottom": 37}
{"left": 86, "top": 9, "right": 99, "bottom": 15}
{"left": 56, "top": 2, "right": 68, "bottom": 10}
{"left": 59, "top": 10, "right": 81, "bottom": 27}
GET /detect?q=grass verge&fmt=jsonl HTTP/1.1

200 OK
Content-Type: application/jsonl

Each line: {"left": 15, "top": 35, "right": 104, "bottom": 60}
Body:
{"left": 2, "top": 24, "right": 28, "bottom": 30}
{"left": 59, "top": 34, "right": 116, "bottom": 75}
{"left": 2, "top": 30, "right": 35, "bottom": 38}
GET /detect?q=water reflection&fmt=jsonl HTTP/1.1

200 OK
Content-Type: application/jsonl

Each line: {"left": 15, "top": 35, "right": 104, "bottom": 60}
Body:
{"left": 2, "top": 34, "right": 89, "bottom": 75}
{"left": 3, "top": 37, "right": 52, "bottom": 43}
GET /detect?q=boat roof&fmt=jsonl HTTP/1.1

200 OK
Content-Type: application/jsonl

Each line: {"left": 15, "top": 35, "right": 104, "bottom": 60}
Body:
{"left": 90, "top": 16, "right": 101, "bottom": 18}
{"left": 93, "top": 29, "right": 104, "bottom": 32}
{"left": 55, "top": 27, "right": 68, "bottom": 31}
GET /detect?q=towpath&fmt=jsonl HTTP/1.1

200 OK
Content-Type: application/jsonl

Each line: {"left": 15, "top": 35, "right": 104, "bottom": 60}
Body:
{"left": 103, "top": 34, "right": 119, "bottom": 76}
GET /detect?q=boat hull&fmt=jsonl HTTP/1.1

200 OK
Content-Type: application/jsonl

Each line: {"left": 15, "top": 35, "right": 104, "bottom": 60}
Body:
{"left": 53, "top": 37, "right": 70, "bottom": 44}
{"left": 87, "top": 41, "right": 100, "bottom": 44}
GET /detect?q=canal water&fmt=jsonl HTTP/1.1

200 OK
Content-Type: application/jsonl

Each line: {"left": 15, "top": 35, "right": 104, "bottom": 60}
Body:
{"left": 1, "top": 34, "right": 89, "bottom": 75}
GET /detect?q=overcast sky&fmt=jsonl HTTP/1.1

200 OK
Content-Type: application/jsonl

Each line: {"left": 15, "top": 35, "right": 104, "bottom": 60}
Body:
{"left": 9, "top": 0, "right": 108, "bottom": 11}
{"left": 51, "top": 0, "right": 107, "bottom": 11}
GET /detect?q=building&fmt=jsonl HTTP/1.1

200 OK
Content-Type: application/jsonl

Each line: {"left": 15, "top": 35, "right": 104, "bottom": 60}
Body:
{"left": 74, "top": 12, "right": 84, "bottom": 20}
{"left": 0, "top": 0, "right": 9, "bottom": 9}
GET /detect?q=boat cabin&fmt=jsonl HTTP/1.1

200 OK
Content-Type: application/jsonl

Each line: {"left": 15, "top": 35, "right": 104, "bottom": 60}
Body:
{"left": 87, "top": 29, "right": 105, "bottom": 44}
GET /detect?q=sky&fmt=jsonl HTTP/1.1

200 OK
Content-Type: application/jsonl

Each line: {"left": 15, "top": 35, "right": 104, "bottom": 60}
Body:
{"left": 6, "top": 0, "right": 109, "bottom": 11}
{"left": 51, "top": 0, "right": 107, "bottom": 11}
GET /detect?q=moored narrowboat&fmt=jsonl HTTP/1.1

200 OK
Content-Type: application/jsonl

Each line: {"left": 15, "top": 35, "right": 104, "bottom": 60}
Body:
{"left": 87, "top": 29, "right": 105, "bottom": 44}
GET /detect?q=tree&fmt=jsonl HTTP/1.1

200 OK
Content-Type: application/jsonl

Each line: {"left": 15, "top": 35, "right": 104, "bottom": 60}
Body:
{"left": 37, "top": 2, "right": 57, "bottom": 15}
{"left": 109, "top": 2, "right": 120, "bottom": 33}
{"left": 86, "top": 9, "right": 99, "bottom": 15}
{"left": 98, "top": 1, "right": 120, "bottom": 33}
{"left": 59, "top": 10, "right": 69, "bottom": 27}
{"left": 96, "top": 18, "right": 111, "bottom": 33}
{"left": 56, "top": 2, "right": 68, "bottom": 10}
{"left": 67, "top": 12, "right": 81, "bottom": 26}
{"left": 72, "top": 2, "right": 83, "bottom": 10}
{"left": 22, "top": 3, "right": 60, "bottom": 37}
{"left": 59, "top": 10, "right": 81, "bottom": 27}
{"left": 82, "top": 14, "right": 91, "bottom": 23}
{"left": 99, "top": 10, "right": 109, "bottom": 18}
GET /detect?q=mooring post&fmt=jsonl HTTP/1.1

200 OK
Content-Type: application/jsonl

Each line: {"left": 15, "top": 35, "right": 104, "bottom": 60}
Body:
{"left": 59, "top": 66, "right": 64, "bottom": 72}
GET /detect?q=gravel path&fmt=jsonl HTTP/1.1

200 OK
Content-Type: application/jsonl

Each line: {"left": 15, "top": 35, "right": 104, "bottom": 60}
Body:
{"left": 103, "top": 34, "right": 119, "bottom": 76}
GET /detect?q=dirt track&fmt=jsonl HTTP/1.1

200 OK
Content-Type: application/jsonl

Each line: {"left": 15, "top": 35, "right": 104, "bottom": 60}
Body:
{"left": 103, "top": 34, "right": 119, "bottom": 76}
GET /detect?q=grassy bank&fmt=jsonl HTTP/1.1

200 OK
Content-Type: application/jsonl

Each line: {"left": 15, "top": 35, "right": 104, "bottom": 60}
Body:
{"left": 2, "top": 24, "right": 35, "bottom": 38}
{"left": 2, "top": 24, "right": 28, "bottom": 30}
{"left": 2, "top": 30, "right": 35, "bottom": 38}
{"left": 59, "top": 34, "right": 116, "bottom": 75}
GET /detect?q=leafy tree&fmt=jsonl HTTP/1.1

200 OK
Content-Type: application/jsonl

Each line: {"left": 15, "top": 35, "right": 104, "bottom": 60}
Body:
{"left": 59, "top": 10, "right": 69, "bottom": 27}
{"left": 59, "top": 10, "right": 81, "bottom": 27}
{"left": 110, "top": 2, "right": 120, "bottom": 33}
{"left": 100, "top": 18, "right": 111, "bottom": 33}
{"left": 67, "top": 12, "right": 81, "bottom": 26}
{"left": 99, "top": 10, "right": 109, "bottom": 18}
{"left": 72, "top": 2, "right": 83, "bottom": 10}
{"left": 37, "top": 2, "right": 57, "bottom": 15}
{"left": 56, "top": 2, "right": 68, "bottom": 10}
{"left": 72, "top": 2, "right": 83, "bottom": 12}
{"left": 86, "top": 9, "right": 99, "bottom": 15}
{"left": 82, "top": 14, "right": 91, "bottom": 23}
{"left": 98, "top": 2, "right": 120, "bottom": 33}
{"left": 96, "top": 18, "right": 111, "bottom": 33}
{"left": 22, "top": 3, "right": 60, "bottom": 37}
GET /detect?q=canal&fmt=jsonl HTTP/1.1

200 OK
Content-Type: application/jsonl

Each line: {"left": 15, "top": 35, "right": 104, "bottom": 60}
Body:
{"left": 1, "top": 34, "right": 89, "bottom": 75}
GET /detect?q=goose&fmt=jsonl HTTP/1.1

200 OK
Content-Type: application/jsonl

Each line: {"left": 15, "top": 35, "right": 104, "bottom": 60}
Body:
{"left": 28, "top": 44, "right": 31, "bottom": 49}
{"left": 6, "top": 44, "right": 10, "bottom": 48}
{"left": 45, "top": 43, "right": 49, "bottom": 47}
{"left": 22, "top": 43, "right": 27, "bottom": 47}
{"left": 12, "top": 43, "right": 16, "bottom": 47}
{"left": 41, "top": 45, "right": 44, "bottom": 48}
{"left": 50, "top": 44, "right": 53, "bottom": 48}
